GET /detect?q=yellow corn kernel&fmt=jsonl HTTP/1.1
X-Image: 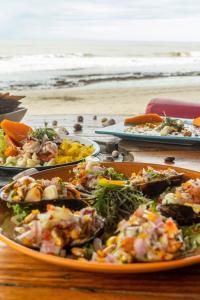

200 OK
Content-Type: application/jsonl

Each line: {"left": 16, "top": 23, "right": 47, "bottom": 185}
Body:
{"left": 51, "top": 229, "right": 64, "bottom": 247}
{"left": 138, "top": 232, "right": 147, "bottom": 239}
{"left": 164, "top": 253, "right": 173, "bottom": 260}
{"left": 12, "top": 195, "right": 20, "bottom": 201}
{"left": 71, "top": 247, "right": 85, "bottom": 257}
{"left": 78, "top": 258, "right": 87, "bottom": 262}
{"left": 175, "top": 190, "right": 182, "bottom": 199}
{"left": 70, "top": 229, "right": 80, "bottom": 240}
{"left": 82, "top": 215, "right": 91, "bottom": 222}
{"left": 97, "top": 250, "right": 105, "bottom": 258}
{"left": 22, "top": 238, "right": 31, "bottom": 246}
{"left": 106, "top": 236, "right": 117, "bottom": 247}
{"left": 31, "top": 209, "right": 40, "bottom": 215}
{"left": 147, "top": 212, "right": 157, "bottom": 222}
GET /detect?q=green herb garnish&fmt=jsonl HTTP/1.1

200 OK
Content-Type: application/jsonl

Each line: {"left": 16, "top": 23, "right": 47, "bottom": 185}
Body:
{"left": 7, "top": 203, "right": 30, "bottom": 223}
{"left": 93, "top": 184, "right": 149, "bottom": 235}
{"left": 30, "top": 127, "right": 57, "bottom": 141}
{"left": 158, "top": 117, "right": 184, "bottom": 132}
{"left": 104, "top": 167, "right": 127, "bottom": 180}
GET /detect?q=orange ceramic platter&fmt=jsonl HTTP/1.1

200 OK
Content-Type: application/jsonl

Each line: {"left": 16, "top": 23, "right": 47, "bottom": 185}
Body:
{"left": 1, "top": 162, "right": 200, "bottom": 273}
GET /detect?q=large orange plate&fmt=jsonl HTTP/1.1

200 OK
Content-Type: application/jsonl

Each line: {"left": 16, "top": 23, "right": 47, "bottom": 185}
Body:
{"left": 1, "top": 162, "right": 200, "bottom": 273}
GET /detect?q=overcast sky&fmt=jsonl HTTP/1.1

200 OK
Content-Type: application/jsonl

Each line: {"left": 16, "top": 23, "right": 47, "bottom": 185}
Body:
{"left": 1, "top": 0, "right": 200, "bottom": 41}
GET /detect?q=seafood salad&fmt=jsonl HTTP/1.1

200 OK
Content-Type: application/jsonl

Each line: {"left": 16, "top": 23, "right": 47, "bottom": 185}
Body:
{"left": 2, "top": 161, "right": 200, "bottom": 265}
{"left": 0, "top": 176, "right": 81, "bottom": 203}
{"left": 161, "top": 179, "right": 200, "bottom": 206}
{"left": 124, "top": 114, "right": 200, "bottom": 137}
{"left": 93, "top": 206, "right": 184, "bottom": 263}
{"left": 130, "top": 167, "right": 183, "bottom": 186}
{"left": 0, "top": 119, "right": 94, "bottom": 168}
{"left": 72, "top": 161, "right": 127, "bottom": 190}
{"left": 15, "top": 206, "right": 104, "bottom": 256}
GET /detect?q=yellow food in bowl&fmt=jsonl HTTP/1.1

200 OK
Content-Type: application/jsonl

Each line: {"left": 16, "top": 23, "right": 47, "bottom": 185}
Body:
{"left": 55, "top": 139, "right": 95, "bottom": 164}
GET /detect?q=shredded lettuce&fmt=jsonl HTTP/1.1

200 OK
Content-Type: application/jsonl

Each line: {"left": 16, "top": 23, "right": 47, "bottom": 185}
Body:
{"left": 182, "top": 224, "right": 200, "bottom": 251}
{"left": 104, "top": 167, "right": 127, "bottom": 180}
{"left": 7, "top": 203, "right": 30, "bottom": 223}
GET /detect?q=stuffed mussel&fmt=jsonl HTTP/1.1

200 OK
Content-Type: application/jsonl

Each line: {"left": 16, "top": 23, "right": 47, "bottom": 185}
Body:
{"left": 130, "top": 167, "right": 184, "bottom": 197}
{"left": 158, "top": 178, "right": 200, "bottom": 225}
{"left": 0, "top": 176, "right": 88, "bottom": 210}
{"left": 14, "top": 205, "right": 104, "bottom": 255}
{"left": 93, "top": 206, "right": 184, "bottom": 263}
{"left": 72, "top": 161, "right": 127, "bottom": 193}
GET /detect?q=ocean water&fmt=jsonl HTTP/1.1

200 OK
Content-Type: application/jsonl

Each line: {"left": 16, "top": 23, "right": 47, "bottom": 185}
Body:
{"left": 1, "top": 40, "right": 200, "bottom": 90}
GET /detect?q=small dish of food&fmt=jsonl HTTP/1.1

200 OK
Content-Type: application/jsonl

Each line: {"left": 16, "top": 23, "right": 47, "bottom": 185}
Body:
{"left": 0, "top": 119, "right": 100, "bottom": 173}
{"left": 96, "top": 114, "right": 200, "bottom": 145}
{"left": 1, "top": 161, "right": 200, "bottom": 273}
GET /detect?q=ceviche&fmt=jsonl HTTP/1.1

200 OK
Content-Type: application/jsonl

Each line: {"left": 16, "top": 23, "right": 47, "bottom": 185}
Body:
{"left": 2, "top": 161, "right": 200, "bottom": 264}
{"left": 124, "top": 114, "right": 200, "bottom": 137}
{"left": 0, "top": 176, "right": 81, "bottom": 203}
{"left": 15, "top": 206, "right": 104, "bottom": 256}
{"left": 0, "top": 119, "right": 94, "bottom": 168}
{"left": 93, "top": 206, "right": 184, "bottom": 263}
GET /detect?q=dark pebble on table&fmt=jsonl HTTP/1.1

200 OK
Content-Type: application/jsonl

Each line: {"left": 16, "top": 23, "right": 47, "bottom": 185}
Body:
{"left": 74, "top": 123, "right": 82, "bottom": 132}
{"left": 52, "top": 120, "right": 58, "bottom": 127}
{"left": 77, "top": 116, "right": 84, "bottom": 122}
{"left": 108, "top": 118, "right": 116, "bottom": 125}
{"left": 164, "top": 156, "right": 175, "bottom": 163}
{"left": 112, "top": 150, "right": 119, "bottom": 158}
{"left": 101, "top": 117, "right": 108, "bottom": 123}
{"left": 102, "top": 118, "right": 116, "bottom": 127}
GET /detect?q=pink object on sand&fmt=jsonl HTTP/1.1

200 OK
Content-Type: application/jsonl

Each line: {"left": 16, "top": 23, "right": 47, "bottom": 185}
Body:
{"left": 145, "top": 98, "right": 200, "bottom": 119}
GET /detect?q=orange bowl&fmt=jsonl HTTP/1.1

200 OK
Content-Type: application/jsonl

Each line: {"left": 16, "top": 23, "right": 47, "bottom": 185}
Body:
{"left": 1, "top": 162, "right": 200, "bottom": 273}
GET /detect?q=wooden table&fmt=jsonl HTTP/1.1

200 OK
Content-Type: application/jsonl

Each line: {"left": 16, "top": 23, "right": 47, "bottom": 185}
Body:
{"left": 1, "top": 114, "right": 200, "bottom": 300}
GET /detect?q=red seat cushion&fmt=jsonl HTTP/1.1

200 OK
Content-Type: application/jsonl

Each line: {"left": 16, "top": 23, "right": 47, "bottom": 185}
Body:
{"left": 145, "top": 98, "right": 200, "bottom": 119}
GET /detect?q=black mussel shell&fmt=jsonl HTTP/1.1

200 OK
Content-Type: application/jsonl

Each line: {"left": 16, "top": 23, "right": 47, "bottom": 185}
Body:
{"left": 137, "top": 174, "right": 184, "bottom": 197}
{"left": 4, "top": 198, "right": 88, "bottom": 212}
{"left": 159, "top": 204, "right": 200, "bottom": 226}
{"left": 76, "top": 185, "right": 93, "bottom": 194}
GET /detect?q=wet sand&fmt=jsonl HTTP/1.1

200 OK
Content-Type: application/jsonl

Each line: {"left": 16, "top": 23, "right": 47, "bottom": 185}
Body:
{"left": 14, "top": 85, "right": 200, "bottom": 115}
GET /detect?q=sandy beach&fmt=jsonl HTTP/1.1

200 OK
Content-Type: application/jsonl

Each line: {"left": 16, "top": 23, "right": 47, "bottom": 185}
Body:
{"left": 15, "top": 85, "right": 200, "bottom": 115}
{"left": 2, "top": 41, "right": 200, "bottom": 116}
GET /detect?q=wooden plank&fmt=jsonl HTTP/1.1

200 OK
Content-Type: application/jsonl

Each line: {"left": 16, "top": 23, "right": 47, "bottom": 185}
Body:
{"left": 125, "top": 150, "right": 200, "bottom": 171}
{"left": 0, "top": 245, "right": 199, "bottom": 300}
{"left": 118, "top": 139, "right": 200, "bottom": 171}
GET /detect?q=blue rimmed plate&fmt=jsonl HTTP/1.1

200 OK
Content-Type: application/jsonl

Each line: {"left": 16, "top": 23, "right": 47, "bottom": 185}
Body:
{"left": 95, "top": 119, "right": 200, "bottom": 145}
